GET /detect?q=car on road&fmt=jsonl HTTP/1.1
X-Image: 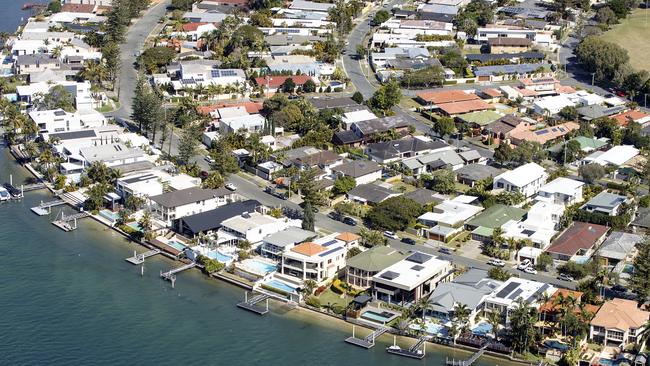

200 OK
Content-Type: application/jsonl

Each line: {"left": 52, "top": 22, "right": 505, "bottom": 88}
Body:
{"left": 383, "top": 231, "right": 399, "bottom": 240}
{"left": 200, "top": 170, "right": 209, "bottom": 179}
{"left": 401, "top": 238, "right": 416, "bottom": 245}
{"left": 517, "top": 259, "right": 531, "bottom": 271}
{"left": 487, "top": 259, "right": 506, "bottom": 267}
{"left": 225, "top": 183, "right": 237, "bottom": 191}
{"left": 328, "top": 211, "right": 341, "bottom": 221}
{"left": 558, "top": 273, "right": 574, "bottom": 282}
{"left": 204, "top": 156, "right": 215, "bottom": 164}
{"left": 343, "top": 217, "right": 357, "bottom": 226}
{"left": 524, "top": 267, "right": 538, "bottom": 275}
{"left": 438, "top": 247, "right": 452, "bottom": 255}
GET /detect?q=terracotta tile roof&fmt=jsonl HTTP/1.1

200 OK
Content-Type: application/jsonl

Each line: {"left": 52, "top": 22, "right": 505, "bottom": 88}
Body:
{"left": 517, "top": 87, "right": 538, "bottom": 97}
{"left": 254, "top": 75, "right": 313, "bottom": 89}
{"left": 509, "top": 121, "right": 579, "bottom": 145}
{"left": 182, "top": 22, "right": 209, "bottom": 32}
{"left": 591, "top": 298, "right": 650, "bottom": 330}
{"left": 197, "top": 101, "right": 263, "bottom": 115}
{"left": 336, "top": 232, "right": 360, "bottom": 242}
{"left": 539, "top": 289, "right": 583, "bottom": 313}
{"left": 291, "top": 242, "right": 326, "bottom": 256}
{"left": 489, "top": 37, "right": 532, "bottom": 47}
{"left": 612, "top": 110, "right": 650, "bottom": 127}
{"left": 417, "top": 90, "right": 479, "bottom": 104}
{"left": 61, "top": 4, "right": 96, "bottom": 12}
{"left": 546, "top": 221, "right": 609, "bottom": 257}
{"left": 438, "top": 99, "right": 493, "bottom": 115}
{"left": 481, "top": 88, "right": 502, "bottom": 98}
{"left": 556, "top": 85, "right": 576, "bottom": 94}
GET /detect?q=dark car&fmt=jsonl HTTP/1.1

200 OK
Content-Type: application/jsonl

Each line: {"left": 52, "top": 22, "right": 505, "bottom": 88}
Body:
{"left": 611, "top": 284, "right": 627, "bottom": 293}
{"left": 200, "top": 170, "right": 209, "bottom": 179}
{"left": 328, "top": 212, "right": 342, "bottom": 221}
{"left": 438, "top": 247, "right": 452, "bottom": 255}
{"left": 342, "top": 217, "right": 357, "bottom": 226}
{"left": 401, "top": 238, "right": 416, "bottom": 245}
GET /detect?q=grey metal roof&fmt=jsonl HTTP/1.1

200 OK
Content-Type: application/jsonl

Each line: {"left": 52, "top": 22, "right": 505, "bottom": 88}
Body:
{"left": 632, "top": 207, "right": 650, "bottom": 228}
{"left": 455, "top": 163, "right": 502, "bottom": 182}
{"left": 465, "top": 52, "right": 545, "bottom": 63}
{"left": 15, "top": 54, "right": 59, "bottom": 66}
{"left": 310, "top": 97, "right": 359, "bottom": 110}
{"left": 347, "top": 183, "right": 396, "bottom": 204}
{"left": 428, "top": 268, "right": 502, "bottom": 313}
{"left": 332, "top": 160, "right": 381, "bottom": 178}
{"left": 584, "top": 191, "right": 627, "bottom": 210}
{"left": 577, "top": 105, "right": 627, "bottom": 121}
{"left": 179, "top": 200, "right": 260, "bottom": 235}
{"left": 404, "top": 188, "right": 442, "bottom": 205}
{"left": 598, "top": 231, "right": 642, "bottom": 260}
{"left": 263, "top": 227, "right": 317, "bottom": 248}
{"left": 353, "top": 115, "right": 410, "bottom": 136}
{"left": 474, "top": 63, "right": 551, "bottom": 77}
{"left": 48, "top": 129, "right": 97, "bottom": 141}
{"left": 150, "top": 187, "right": 232, "bottom": 207}
{"left": 366, "top": 138, "right": 448, "bottom": 161}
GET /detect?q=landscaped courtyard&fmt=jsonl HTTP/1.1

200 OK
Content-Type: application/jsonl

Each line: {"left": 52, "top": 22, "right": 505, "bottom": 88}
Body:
{"left": 601, "top": 9, "right": 650, "bottom": 72}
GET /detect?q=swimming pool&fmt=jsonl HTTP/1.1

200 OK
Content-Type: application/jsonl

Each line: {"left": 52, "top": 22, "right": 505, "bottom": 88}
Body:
{"left": 244, "top": 259, "right": 277, "bottom": 274}
{"left": 206, "top": 250, "right": 233, "bottom": 263}
{"left": 264, "top": 279, "right": 297, "bottom": 294}
{"left": 167, "top": 240, "right": 186, "bottom": 252}
{"left": 472, "top": 322, "right": 493, "bottom": 336}
{"left": 599, "top": 358, "right": 619, "bottom": 366}
{"left": 544, "top": 340, "right": 570, "bottom": 352}
{"left": 410, "top": 322, "right": 447, "bottom": 336}
{"left": 361, "top": 310, "right": 395, "bottom": 324}
{"left": 100, "top": 209, "right": 119, "bottom": 222}
{"left": 126, "top": 222, "right": 143, "bottom": 232}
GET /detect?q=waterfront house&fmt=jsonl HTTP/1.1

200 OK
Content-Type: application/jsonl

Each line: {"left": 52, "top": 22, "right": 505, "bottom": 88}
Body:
{"left": 427, "top": 268, "right": 502, "bottom": 324}
{"left": 149, "top": 187, "right": 235, "bottom": 227}
{"left": 176, "top": 199, "right": 261, "bottom": 237}
{"left": 78, "top": 143, "right": 147, "bottom": 168}
{"left": 115, "top": 172, "right": 164, "bottom": 200}
{"left": 218, "top": 212, "right": 300, "bottom": 246}
{"left": 590, "top": 298, "right": 650, "bottom": 346}
{"left": 536, "top": 177, "right": 584, "bottom": 206}
{"left": 29, "top": 109, "right": 107, "bottom": 134}
{"left": 581, "top": 191, "right": 629, "bottom": 216}
{"left": 598, "top": 231, "right": 642, "bottom": 268}
{"left": 539, "top": 289, "right": 600, "bottom": 325}
{"left": 345, "top": 246, "right": 409, "bottom": 289}
{"left": 331, "top": 160, "right": 382, "bottom": 186}
{"left": 545, "top": 221, "right": 609, "bottom": 262}
{"left": 279, "top": 232, "right": 353, "bottom": 284}
{"left": 372, "top": 252, "right": 453, "bottom": 305}
{"left": 483, "top": 278, "right": 555, "bottom": 323}
{"left": 260, "top": 227, "right": 317, "bottom": 260}
{"left": 493, "top": 162, "right": 547, "bottom": 198}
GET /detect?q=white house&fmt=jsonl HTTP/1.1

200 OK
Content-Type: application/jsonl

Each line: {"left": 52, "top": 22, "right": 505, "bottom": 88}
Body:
{"left": 78, "top": 143, "right": 147, "bottom": 168}
{"left": 501, "top": 201, "right": 562, "bottom": 249}
{"left": 218, "top": 212, "right": 300, "bottom": 245}
{"left": 116, "top": 172, "right": 164, "bottom": 200}
{"left": 483, "top": 278, "right": 555, "bottom": 323}
{"left": 149, "top": 187, "right": 236, "bottom": 227}
{"left": 279, "top": 232, "right": 359, "bottom": 284}
{"left": 493, "top": 162, "right": 547, "bottom": 198}
{"left": 259, "top": 226, "right": 317, "bottom": 260}
{"left": 29, "top": 109, "right": 107, "bottom": 133}
{"left": 582, "top": 145, "right": 639, "bottom": 167}
{"left": 536, "top": 177, "right": 584, "bottom": 206}
{"left": 418, "top": 197, "right": 484, "bottom": 242}
{"left": 372, "top": 251, "right": 454, "bottom": 305}
{"left": 220, "top": 114, "right": 265, "bottom": 134}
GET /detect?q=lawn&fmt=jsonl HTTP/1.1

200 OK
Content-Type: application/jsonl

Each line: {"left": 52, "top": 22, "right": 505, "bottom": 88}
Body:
{"left": 317, "top": 288, "right": 353, "bottom": 309}
{"left": 600, "top": 9, "right": 650, "bottom": 72}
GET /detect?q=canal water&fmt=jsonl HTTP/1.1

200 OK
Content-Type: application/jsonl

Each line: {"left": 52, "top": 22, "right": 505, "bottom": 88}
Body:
{"left": 0, "top": 147, "right": 520, "bottom": 365}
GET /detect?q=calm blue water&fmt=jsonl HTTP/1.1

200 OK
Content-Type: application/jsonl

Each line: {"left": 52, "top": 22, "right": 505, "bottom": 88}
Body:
{"left": 0, "top": 0, "right": 36, "bottom": 33}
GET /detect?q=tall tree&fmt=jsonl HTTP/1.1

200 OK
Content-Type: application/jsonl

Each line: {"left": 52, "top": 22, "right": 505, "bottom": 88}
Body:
{"left": 302, "top": 200, "right": 315, "bottom": 231}
{"left": 630, "top": 235, "right": 650, "bottom": 305}
{"left": 177, "top": 124, "right": 202, "bottom": 164}
{"left": 509, "top": 298, "right": 538, "bottom": 354}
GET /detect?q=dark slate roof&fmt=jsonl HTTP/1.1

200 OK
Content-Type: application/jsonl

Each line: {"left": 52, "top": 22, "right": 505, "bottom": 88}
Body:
{"left": 366, "top": 138, "right": 448, "bottom": 161}
{"left": 150, "top": 187, "right": 232, "bottom": 207}
{"left": 333, "top": 130, "right": 363, "bottom": 145}
{"left": 465, "top": 52, "right": 545, "bottom": 63}
{"left": 310, "top": 97, "right": 359, "bottom": 110}
{"left": 15, "top": 54, "right": 59, "bottom": 66}
{"left": 353, "top": 115, "right": 410, "bottom": 136}
{"left": 332, "top": 160, "right": 382, "bottom": 178}
{"left": 48, "top": 129, "right": 97, "bottom": 141}
{"left": 486, "top": 114, "right": 528, "bottom": 135}
{"left": 179, "top": 200, "right": 261, "bottom": 234}
{"left": 347, "top": 183, "right": 397, "bottom": 204}
{"left": 455, "top": 163, "right": 503, "bottom": 182}
{"left": 632, "top": 207, "right": 650, "bottom": 228}
{"left": 474, "top": 63, "right": 551, "bottom": 77}
{"left": 404, "top": 188, "right": 442, "bottom": 205}
{"left": 577, "top": 105, "right": 627, "bottom": 121}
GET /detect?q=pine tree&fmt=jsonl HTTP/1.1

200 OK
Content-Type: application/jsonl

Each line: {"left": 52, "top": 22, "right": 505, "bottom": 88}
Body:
{"left": 302, "top": 201, "right": 315, "bottom": 231}
{"left": 630, "top": 235, "right": 650, "bottom": 305}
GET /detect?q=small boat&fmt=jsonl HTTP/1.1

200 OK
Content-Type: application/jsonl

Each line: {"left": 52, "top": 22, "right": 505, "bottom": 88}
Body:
{"left": 0, "top": 186, "right": 11, "bottom": 201}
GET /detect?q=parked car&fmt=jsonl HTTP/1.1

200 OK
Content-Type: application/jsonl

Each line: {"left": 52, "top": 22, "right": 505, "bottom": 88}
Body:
{"left": 383, "top": 231, "right": 399, "bottom": 240}
{"left": 487, "top": 259, "right": 506, "bottom": 267}
{"left": 225, "top": 183, "right": 237, "bottom": 191}
{"left": 524, "top": 267, "right": 538, "bottom": 275}
{"left": 517, "top": 259, "right": 531, "bottom": 271}
{"left": 558, "top": 273, "right": 574, "bottom": 282}
{"left": 204, "top": 156, "right": 215, "bottom": 164}
{"left": 328, "top": 212, "right": 342, "bottom": 221}
{"left": 611, "top": 284, "right": 627, "bottom": 293}
{"left": 343, "top": 217, "right": 357, "bottom": 226}
{"left": 438, "top": 247, "right": 452, "bottom": 255}
{"left": 200, "top": 170, "right": 209, "bottom": 179}
{"left": 401, "top": 238, "right": 416, "bottom": 245}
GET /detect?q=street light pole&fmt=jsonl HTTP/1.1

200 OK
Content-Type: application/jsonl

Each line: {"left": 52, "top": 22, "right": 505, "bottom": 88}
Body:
{"left": 591, "top": 72, "right": 595, "bottom": 86}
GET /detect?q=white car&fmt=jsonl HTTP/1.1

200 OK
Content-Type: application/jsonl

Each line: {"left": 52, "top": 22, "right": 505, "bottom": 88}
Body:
{"left": 205, "top": 156, "right": 215, "bottom": 164}
{"left": 383, "top": 231, "right": 399, "bottom": 240}
{"left": 487, "top": 259, "right": 506, "bottom": 267}
{"left": 524, "top": 267, "right": 538, "bottom": 275}
{"left": 225, "top": 183, "right": 237, "bottom": 191}
{"left": 517, "top": 260, "right": 531, "bottom": 271}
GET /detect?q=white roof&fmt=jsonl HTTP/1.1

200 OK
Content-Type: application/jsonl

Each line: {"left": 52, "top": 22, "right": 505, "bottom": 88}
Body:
{"left": 494, "top": 162, "right": 546, "bottom": 188}
{"left": 486, "top": 277, "right": 555, "bottom": 308}
{"left": 518, "top": 246, "right": 544, "bottom": 258}
{"left": 373, "top": 252, "right": 451, "bottom": 291}
{"left": 342, "top": 110, "right": 377, "bottom": 124}
{"left": 418, "top": 200, "right": 483, "bottom": 227}
{"left": 220, "top": 114, "right": 265, "bottom": 130}
{"left": 221, "top": 212, "right": 280, "bottom": 233}
{"left": 538, "top": 177, "right": 584, "bottom": 196}
{"left": 583, "top": 145, "right": 639, "bottom": 166}
{"left": 217, "top": 106, "right": 249, "bottom": 119}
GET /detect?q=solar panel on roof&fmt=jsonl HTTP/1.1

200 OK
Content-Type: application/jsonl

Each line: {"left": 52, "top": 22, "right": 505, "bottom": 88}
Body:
{"left": 534, "top": 130, "right": 549, "bottom": 135}
{"left": 321, "top": 239, "right": 338, "bottom": 247}
{"left": 558, "top": 127, "right": 565, "bottom": 132}
{"left": 380, "top": 271, "right": 400, "bottom": 280}
{"left": 210, "top": 69, "right": 220, "bottom": 78}
{"left": 220, "top": 70, "right": 237, "bottom": 76}
{"left": 319, "top": 246, "right": 343, "bottom": 257}
{"left": 411, "top": 265, "right": 425, "bottom": 271}
{"left": 508, "top": 288, "right": 524, "bottom": 300}
{"left": 551, "top": 128, "right": 558, "bottom": 132}
{"left": 526, "top": 283, "right": 551, "bottom": 303}
{"left": 496, "top": 281, "right": 520, "bottom": 298}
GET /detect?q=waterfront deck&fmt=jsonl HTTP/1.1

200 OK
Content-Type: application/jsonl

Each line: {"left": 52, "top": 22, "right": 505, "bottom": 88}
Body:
{"left": 446, "top": 342, "right": 489, "bottom": 366}
{"left": 386, "top": 335, "right": 428, "bottom": 359}
{"left": 345, "top": 326, "right": 389, "bottom": 349}
{"left": 52, "top": 212, "right": 90, "bottom": 231}
{"left": 30, "top": 199, "right": 66, "bottom": 215}
{"left": 125, "top": 249, "right": 161, "bottom": 264}
{"left": 160, "top": 262, "right": 197, "bottom": 287}
{"left": 236, "top": 292, "right": 271, "bottom": 315}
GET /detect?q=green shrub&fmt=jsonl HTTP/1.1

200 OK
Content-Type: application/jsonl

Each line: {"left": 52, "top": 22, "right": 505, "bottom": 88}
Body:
{"left": 305, "top": 295, "right": 321, "bottom": 308}
{"left": 331, "top": 279, "right": 346, "bottom": 294}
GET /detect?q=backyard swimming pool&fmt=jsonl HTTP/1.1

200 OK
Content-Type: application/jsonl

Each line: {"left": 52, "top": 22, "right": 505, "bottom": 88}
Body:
{"left": 410, "top": 322, "right": 448, "bottom": 337}
{"left": 99, "top": 209, "right": 119, "bottom": 222}
{"left": 126, "top": 222, "right": 143, "bottom": 232}
{"left": 243, "top": 258, "right": 277, "bottom": 274}
{"left": 264, "top": 279, "right": 297, "bottom": 294}
{"left": 544, "top": 340, "right": 570, "bottom": 352}
{"left": 472, "top": 322, "right": 493, "bottom": 336}
{"left": 361, "top": 310, "right": 397, "bottom": 324}
{"left": 167, "top": 240, "right": 186, "bottom": 252}
{"left": 206, "top": 250, "right": 233, "bottom": 263}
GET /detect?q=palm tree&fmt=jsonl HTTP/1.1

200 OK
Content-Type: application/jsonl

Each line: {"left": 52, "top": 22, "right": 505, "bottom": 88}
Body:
{"left": 537, "top": 292, "right": 552, "bottom": 336}
{"left": 303, "top": 279, "right": 317, "bottom": 296}
{"left": 637, "top": 318, "right": 650, "bottom": 348}
{"left": 486, "top": 311, "right": 501, "bottom": 342}
{"left": 416, "top": 297, "right": 431, "bottom": 320}
{"left": 509, "top": 298, "right": 538, "bottom": 354}
{"left": 38, "top": 148, "right": 56, "bottom": 181}
{"left": 23, "top": 141, "right": 39, "bottom": 162}
{"left": 138, "top": 210, "right": 154, "bottom": 241}
{"left": 453, "top": 303, "right": 471, "bottom": 334}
